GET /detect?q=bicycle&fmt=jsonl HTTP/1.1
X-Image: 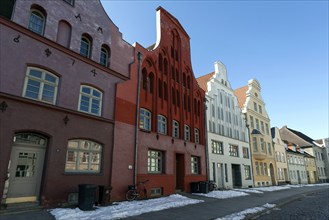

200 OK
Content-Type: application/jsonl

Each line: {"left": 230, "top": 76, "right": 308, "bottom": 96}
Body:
{"left": 208, "top": 180, "right": 218, "bottom": 191}
{"left": 125, "top": 180, "right": 149, "bottom": 201}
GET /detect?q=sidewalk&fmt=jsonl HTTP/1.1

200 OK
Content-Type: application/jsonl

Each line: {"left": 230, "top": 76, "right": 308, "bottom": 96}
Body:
{"left": 1, "top": 184, "right": 328, "bottom": 220}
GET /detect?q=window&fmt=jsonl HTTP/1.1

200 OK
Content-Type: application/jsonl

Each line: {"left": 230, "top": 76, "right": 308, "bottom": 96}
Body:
{"left": 140, "top": 108, "right": 151, "bottom": 131}
{"left": 255, "top": 119, "right": 260, "bottom": 130}
{"left": 260, "top": 162, "right": 263, "bottom": 175}
{"left": 243, "top": 147, "right": 249, "bottom": 158}
{"left": 148, "top": 150, "right": 162, "bottom": 173}
{"left": 253, "top": 102, "right": 257, "bottom": 112}
{"left": 255, "top": 162, "right": 259, "bottom": 175}
{"left": 212, "top": 140, "right": 223, "bottom": 154}
{"left": 157, "top": 115, "right": 167, "bottom": 135}
{"left": 259, "top": 105, "right": 262, "bottom": 114}
{"left": 244, "top": 165, "right": 251, "bottom": 180}
{"left": 29, "top": 9, "right": 46, "bottom": 35}
{"left": 80, "top": 35, "right": 92, "bottom": 58}
{"left": 229, "top": 145, "right": 239, "bottom": 157}
{"left": 265, "top": 124, "right": 269, "bottom": 135}
{"left": 264, "top": 163, "right": 268, "bottom": 175}
{"left": 100, "top": 46, "right": 110, "bottom": 67}
{"left": 261, "top": 121, "right": 265, "bottom": 133}
{"left": 260, "top": 138, "right": 265, "bottom": 152}
{"left": 250, "top": 116, "right": 254, "bottom": 128}
{"left": 267, "top": 143, "right": 272, "bottom": 155}
{"left": 79, "top": 86, "right": 102, "bottom": 116}
{"left": 172, "top": 120, "right": 179, "bottom": 138}
{"left": 65, "top": 140, "right": 102, "bottom": 173}
{"left": 253, "top": 137, "right": 258, "bottom": 151}
{"left": 184, "top": 125, "right": 190, "bottom": 141}
{"left": 191, "top": 156, "right": 200, "bottom": 174}
{"left": 194, "top": 128, "right": 200, "bottom": 144}
{"left": 23, "top": 67, "right": 58, "bottom": 104}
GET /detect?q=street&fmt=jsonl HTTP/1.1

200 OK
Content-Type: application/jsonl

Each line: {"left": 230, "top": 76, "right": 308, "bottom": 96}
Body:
{"left": 254, "top": 188, "right": 329, "bottom": 220}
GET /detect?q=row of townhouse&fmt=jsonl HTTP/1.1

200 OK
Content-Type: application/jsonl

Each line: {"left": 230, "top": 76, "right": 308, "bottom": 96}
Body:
{"left": 197, "top": 61, "right": 329, "bottom": 189}
{"left": 0, "top": 0, "right": 328, "bottom": 209}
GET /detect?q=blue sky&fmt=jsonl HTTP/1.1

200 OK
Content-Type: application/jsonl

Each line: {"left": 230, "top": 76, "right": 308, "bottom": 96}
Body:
{"left": 101, "top": 0, "right": 328, "bottom": 140}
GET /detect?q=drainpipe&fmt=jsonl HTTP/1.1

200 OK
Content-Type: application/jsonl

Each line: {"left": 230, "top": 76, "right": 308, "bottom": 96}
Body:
{"left": 134, "top": 51, "right": 142, "bottom": 185}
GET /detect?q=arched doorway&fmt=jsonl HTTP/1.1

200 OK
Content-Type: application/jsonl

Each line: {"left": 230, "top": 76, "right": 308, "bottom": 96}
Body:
{"left": 269, "top": 163, "right": 276, "bottom": 186}
{"left": 4, "top": 133, "right": 47, "bottom": 204}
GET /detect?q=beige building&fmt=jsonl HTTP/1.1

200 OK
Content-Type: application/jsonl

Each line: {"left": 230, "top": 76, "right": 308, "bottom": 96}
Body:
{"left": 235, "top": 79, "right": 277, "bottom": 186}
{"left": 304, "top": 152, "right": 317, "bottom": 184}
{"left": 271, "top": 127, "right": 290, "bottom": 184}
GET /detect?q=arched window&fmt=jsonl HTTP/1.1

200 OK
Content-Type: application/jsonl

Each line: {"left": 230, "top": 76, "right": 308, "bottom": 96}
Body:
{"left": 140, "top": 108, "right": 151, "bottom": 131}
{"left": 23, "top": 67, "right": 59, "bottom": 104}
{"left": 176, "top": 90, "right": 180, "bottom": 107}
{"left": 172, "top": 120, "right": 179, "bottom": 138}
{"left": 148, "top": 73, "right": 154, "bottom": 94}
{"left": 164, "top": 58, "right": 168, "bottom": 75}
{"left": 158, "top": 78, "right": 163, "bottom": 98}
{"left": 187, "top": 75, "right": 191, "bottom": 89}
{"left": 100, "top": 45, "right": 110, "bottom": 67}
{"left": 28, "top": 8, "right": 46, "bottom": 35}
{"left": 183, "top": 73, "right": 186, "bottom": 87}
{"left": 142, "top": 68, "right": 147, "bottom": 90}
{"left": 163, "top": 82, "right": 168, "bottom": 100}
{"left": 78, "top": 85, "right": 102, "bottom": 116}
{"left": 157, "top": 115, "right": 167, "bottom": 135}
{"left": 80, "top": 34, "right": 92, "bottom": 58}
{"left": 56, "top": 20, "right": 71, "bottom": 48}
{"left": 158, "top": 53, "right": 163, "bottom": 71}
{"left": 172, "top": 87, "right": 176, "bottom": 105}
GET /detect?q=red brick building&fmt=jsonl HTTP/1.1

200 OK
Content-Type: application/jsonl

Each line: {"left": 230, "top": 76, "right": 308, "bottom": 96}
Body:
{"left": 0, "top": 0, "right": 133, "bottom": 207}
{"left": 112, "top": 7, "right": 206, "bottom": 200}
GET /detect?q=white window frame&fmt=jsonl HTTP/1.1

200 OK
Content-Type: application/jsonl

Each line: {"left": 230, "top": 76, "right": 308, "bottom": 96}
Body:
{"left": 23, "top": 67, "right": 59, "bottom": 104}
{"left": 212, "top": 140, "right": 223, "bottom": 155}
{"left": 191, "top": 156, "right": 200, "bottom": 174}
{"left": 140, "top": 108, "right": 151, "bottom": 131}
{"left": 80, "top": 36, "right": 91, "bottom": 58}
{"left": 243, "top": 147, "right": 249, "bottom": 158}
{"left": 100, "top": 46, "right": 109, "bottom": 67}
{"left": 194, "top": 128, "right": 200, "bottom": 144}
{"left": 78, "top": 85, "right": 102, "bottom": 116}
{"left": 65, "top": 139, "right": 102, "bottom": 173}
{"left": 184, "top": 124, "right": 190, "bottom": 141}
{"left": 172, "top": 120, "right": 179, "bottom": 138}
{"left": 28, "top": 9, "right": 45, "bottom": 35}
{"left": 229, "top": 144, "right": 239, "bottom": 157}
{"left": 148, "top": 150, "right": 162, "bottom": 173}
{"left": 157, "top": 115, "right": 167, "bottom": 135}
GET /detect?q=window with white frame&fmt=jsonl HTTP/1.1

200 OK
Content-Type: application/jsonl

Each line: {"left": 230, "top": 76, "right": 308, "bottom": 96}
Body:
{"left": 100, "top": 46, "right": 110, "bottom": 67}
{"left": 191, "top": 156, "right": 200, "bottom": 174}
{"left": 212, "top": 140, "right": 223, "bottom": 154}
{"left": 265, "top": 123, "right": 269, "bottom": 135}
{"left": 255, "top": 118, "right": 260, "bottom": 130}
{"left": 80, "top": 35, "right": 92, "bottom": 58}
{"left": 184, "top": 124, "right": 190, "bottom": 141}
{"left": 172, "top": 120, "right": 179, "bottom": 138}
{"left": 28, "top": 9, "right": 46, "bottom": 35}
{"left": 157, "top": 115, "right": 167, "bottom": 135}
{"left": 258, "top": 105, "right": 262, "bottom": 114}
{"left": 194, "top": 128, "right": 200, "bottom": 144}
{"left": 244, "top": 165, "right": 251, "bottom": 179}
{"left": 261, "top": 121, "right": 265, "bottom": 133}
{"left": 267, "top": 142, "right": 272, "bottom": 155}
{"left": 260, "top": 138, "right": 265, "bottom": 152}
{"left": 140, "top": 108, "right": 151, "bottom": 131}
{"left": 229, "top": 144, "right": 239, "bottom": 157}
{"left": 253, "top": 102, "right": 257, "bottom": 112}
{"left": 250, "top": 116, "right": 254, "bottom": 128}
{"left": 23, "top": 67, "right": 58, "bottom": 104}
{"left": 65, "top": 139, "right": 102, "bottom": 173}
{"left": 79, "top": 85, "right": 102, "bottom": 116}
{"left": 148, "top": 150, "right": 162, "bottom": 173}
{"left": 253, "top": 137, "right": 258, "bottom": 151}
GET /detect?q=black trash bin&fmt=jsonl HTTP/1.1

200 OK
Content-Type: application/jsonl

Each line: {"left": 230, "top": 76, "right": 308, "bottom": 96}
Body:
{"left": 190, "top": 182, "right": 200, "bottom": 193}
{"left": 78, "top": 184, "right": 97, "bottom": 211}
{"left": 199, "top": 181, "right": 209, "bottom": 194}
{"left": 98, "top": 185, "right": 112, "bottom": 206}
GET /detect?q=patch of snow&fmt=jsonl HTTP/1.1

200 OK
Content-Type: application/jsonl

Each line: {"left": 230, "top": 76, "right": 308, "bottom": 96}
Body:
{"left": 255, "top": 186, "right": 291, "bottom": 192}
{"left": 215, "top": 203, "right": 276, "bottom": 220}
{"left": 50, "top": 194, "right": 203, "bottom": 220}
{"left": 193, "top": 190, "right": 249, "bottom": 199}
{"left": 233, "top": 188, "right": 264, "bottom": 194}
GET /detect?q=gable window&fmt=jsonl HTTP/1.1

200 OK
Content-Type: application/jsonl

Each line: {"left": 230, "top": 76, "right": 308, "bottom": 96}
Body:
{"left": 65, "top": 139, "right": 102, "bottom": 173}
{"left": 172, "top": 120, "right": 179, "bottom": 138}
{"left": 148, "top": 150, "right": 162, "bottom": 173}
{"left": 184, "top": 124, "right": 190, "bottom": 141}
{"left": 191, "top": 156, "right": 200, "bottom": 174}
{"left": 253, "top": 102, "right": 257, "bottom": 112}
{"left": 23, "top": 67, "right": 58, "bottom": 104}
{"left": 259, "top": 105, "right": 262, "bottom": 114}
{"left": 194, "top": 128, "right": 200, "bottom": 144}
{"left": 157, "top": 115, "right": 167, "bottom": 135}
{"left": 78, "top": 85, "right": 102, "bottom": 116}
{"left": 29, "top": 9, "right": 46, "bottom": 35}
{"left": 140, "top": 108, "right": 151, "bottom": 131}
{"left": 100, "top": 46, "right": 110, "bottom": 67}
{"left": 212, "top": 140, "right": 223, "bottom": 155}
{"left": 80, "top": 35, "right": 92, "bottom": 58}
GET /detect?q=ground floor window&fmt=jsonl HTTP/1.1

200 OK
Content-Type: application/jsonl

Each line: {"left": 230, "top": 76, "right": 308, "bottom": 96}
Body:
{"left": 191, "top": 156, "right": 200, "bottom": 174}
{"left": 65, "top": 139, "right": 102, "bottom": 173}
{"left": 148, "top": 150, "right": 162, "bottom": 173}
{"left": 244, "top": 165, "right": 251, "bottom": 180}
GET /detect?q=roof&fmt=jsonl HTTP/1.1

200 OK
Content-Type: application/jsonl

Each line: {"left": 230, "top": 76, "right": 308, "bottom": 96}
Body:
{"left": 287, "top": 127, "right": 314, "bottom": 144}
{"left": 196, "top": 72, "right": 214, "bottom": 92}
{"left": 279, "top": 126, "right": 314, "bottom": 147}
{"left": 234, "top": 85, "right": 248, "bottom": 109}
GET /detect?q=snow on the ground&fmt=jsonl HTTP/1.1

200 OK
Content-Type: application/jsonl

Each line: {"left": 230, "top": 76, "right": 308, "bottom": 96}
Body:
{"left": 233, "top": 188, "right": 264, "bottom": 194}
{"left": 193, "top": 190, "right": 249, "bottom": 199}
{"left": 50, "top": 194, "right": 203, "bottom": 220}
{"left": 255, "top": 186, "right": 291, "bottom": 192}
{"left": 215, "top": 203, "right": 276, "bottom": 220}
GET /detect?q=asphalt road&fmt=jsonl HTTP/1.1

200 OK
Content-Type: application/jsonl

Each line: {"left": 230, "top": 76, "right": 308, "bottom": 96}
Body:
{"left": 253, "top": 188, "right": 329, "bottom": 220}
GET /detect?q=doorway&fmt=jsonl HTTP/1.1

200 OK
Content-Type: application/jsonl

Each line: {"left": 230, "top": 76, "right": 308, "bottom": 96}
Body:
{"left": 231, "top": 164, "right": 242, "bottom": 188}
{"left": 175, "top": 154, "right": 184, "bottom": 190}
{"left": 270, "top": 163, "right": 276, "bottom": 186}
{"left": 4, "top": 133, "right": 47, "bottom": 204}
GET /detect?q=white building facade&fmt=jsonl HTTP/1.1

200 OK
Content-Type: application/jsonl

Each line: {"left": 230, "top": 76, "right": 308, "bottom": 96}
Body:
{"left": 197, "top": 61, "right": 253, "bottom": 189}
